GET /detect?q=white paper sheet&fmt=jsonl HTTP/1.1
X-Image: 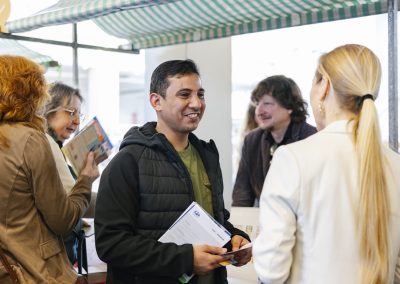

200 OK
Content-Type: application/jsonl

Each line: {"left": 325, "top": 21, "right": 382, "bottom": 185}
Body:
{"left": 159, "top": 202, "right": 231, "bottom": 283}
{"left": 159, "top": 202, "right": 231, "bottom": 246}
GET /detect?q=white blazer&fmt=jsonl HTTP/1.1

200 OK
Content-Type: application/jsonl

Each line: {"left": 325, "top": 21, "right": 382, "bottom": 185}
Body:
{"left": 253, "top": 120, "right": 400, "bottom": 284}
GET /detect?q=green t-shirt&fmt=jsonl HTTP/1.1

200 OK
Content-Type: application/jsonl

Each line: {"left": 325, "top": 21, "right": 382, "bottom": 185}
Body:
{"left": 178, "top": 143, "right": 214, "bottom": 284}
{"left": 178, "top": 143, "right": 214, "bottom": 215}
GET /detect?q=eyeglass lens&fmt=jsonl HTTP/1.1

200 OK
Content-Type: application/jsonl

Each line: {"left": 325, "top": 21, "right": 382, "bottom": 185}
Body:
{"left": 64, "top": 108, "right": 84, "bottom": 120}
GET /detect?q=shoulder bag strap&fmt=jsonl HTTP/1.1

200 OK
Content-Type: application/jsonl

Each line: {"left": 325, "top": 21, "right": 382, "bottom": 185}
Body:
{"left": 77, "top": 229, "right": 88, "bottom": 276}
{"left": 0, "top": 247, "right": 19, "bottom": 284}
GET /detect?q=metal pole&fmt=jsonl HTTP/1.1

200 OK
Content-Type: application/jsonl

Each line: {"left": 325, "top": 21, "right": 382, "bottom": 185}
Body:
{"left": 72, "top": 24, "right": 79, "bottom": 87}
{"left": 0, "top": 32, "right": 139, "bottom": 54}
{"left": 388, "top": 0, "right": 398, "bottom": 152}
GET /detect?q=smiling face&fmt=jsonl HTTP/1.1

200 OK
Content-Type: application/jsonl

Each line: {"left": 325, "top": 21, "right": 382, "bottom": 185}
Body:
{"left": 255, "top": 94, "right": 292, "bottom": 132}
{"left": 47, "top": 95, "right": 82, "bottom": 142}
{"left": 152, "top": 73, "right": 205, "bottom": 136}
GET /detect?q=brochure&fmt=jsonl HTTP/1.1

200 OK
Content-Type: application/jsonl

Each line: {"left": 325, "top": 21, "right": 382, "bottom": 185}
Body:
{"left": 62, "top": 116, "right": 113, "bottom": 175}
{"left": 158, "top": 202, "right": 231, "bottom": 283}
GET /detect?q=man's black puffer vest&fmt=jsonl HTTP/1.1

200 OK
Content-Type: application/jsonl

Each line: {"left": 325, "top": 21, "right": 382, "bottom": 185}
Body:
{"left": 119, "top": 122, "right": 227, "bottom": 241}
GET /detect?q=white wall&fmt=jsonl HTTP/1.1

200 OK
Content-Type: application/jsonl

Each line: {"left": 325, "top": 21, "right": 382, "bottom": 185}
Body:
{"left": 86, "top": 67, "right": 120, "bottom": 135}
{"left": 144, "top": 38, "right": 234, "bottom": 208}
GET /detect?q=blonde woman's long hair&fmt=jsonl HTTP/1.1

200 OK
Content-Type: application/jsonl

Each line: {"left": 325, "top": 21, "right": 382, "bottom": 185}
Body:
{"left": 0, "top": 55, "right": 49, "bottom": 148}
{"left": 316, "top": 44, "right": 389, "bottom": 284}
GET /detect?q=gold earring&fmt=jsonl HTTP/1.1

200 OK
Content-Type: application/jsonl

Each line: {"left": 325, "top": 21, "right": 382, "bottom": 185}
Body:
{"left": 318, "top": 102, "right": 325, "bottom": 113}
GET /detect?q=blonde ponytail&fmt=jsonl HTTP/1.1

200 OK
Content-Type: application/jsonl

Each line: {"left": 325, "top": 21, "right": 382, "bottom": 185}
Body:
{"left": 354, "top": 98, "right": 389, "bottom": 284}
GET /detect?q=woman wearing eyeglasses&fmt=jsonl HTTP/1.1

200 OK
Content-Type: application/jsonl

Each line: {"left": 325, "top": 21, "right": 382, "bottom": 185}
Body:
{"left": 45, "top": 83, "right": 85, "bottom": 146}
{"left": 45, "top": 82, "right": 84, "bottom": 179}
{"left": 44, "top": 82, "right": 88, "bottom": 265}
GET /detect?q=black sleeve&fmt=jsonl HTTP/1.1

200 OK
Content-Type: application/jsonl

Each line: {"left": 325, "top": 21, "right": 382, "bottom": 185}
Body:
{"left": 94, "top": 148, "right": 193, "bottom": 278}
{"left": 232, "top": 137, "right": 256, "bottom": 206}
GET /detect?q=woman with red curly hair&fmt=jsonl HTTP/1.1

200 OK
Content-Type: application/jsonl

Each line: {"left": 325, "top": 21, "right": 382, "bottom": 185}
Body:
{"left": 0, "top": 56, "right": 99, "bottom": 284}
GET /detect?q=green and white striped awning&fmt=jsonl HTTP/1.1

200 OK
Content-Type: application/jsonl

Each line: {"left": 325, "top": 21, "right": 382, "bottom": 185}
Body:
{"left": 6, "top": 0, "right": 391, "bottom": 49}
{"left": 0, "top": 39, "right": 59, "bottom": 67}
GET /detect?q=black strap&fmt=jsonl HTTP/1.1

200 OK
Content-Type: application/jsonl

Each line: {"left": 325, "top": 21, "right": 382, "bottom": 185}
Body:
{"left": 362, "top": 94, "right": 374, "bottom": 101}
{"left": 76, "top": 230, "right": 88, "bottom": 276}
{"left": 0, "top": 247, "right": 19, "bottom": 284}
{"left": 356, "top": 94, "right": 374, "bottom": 108}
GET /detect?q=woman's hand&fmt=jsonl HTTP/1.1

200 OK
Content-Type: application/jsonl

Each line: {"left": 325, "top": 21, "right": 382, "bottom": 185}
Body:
{"left": 230, "top": 235, "right": 252, "bottom": 266}
{"left": 80, "top": 152, "right": 99, "bottom": 182}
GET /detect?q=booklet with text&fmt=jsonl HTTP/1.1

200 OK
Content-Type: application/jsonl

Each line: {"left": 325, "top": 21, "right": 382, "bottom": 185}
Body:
{"left": 62, "top": 116, "right": 113, "bottom": 175}
{"left": 158, "top": 202, "right": 231, "bottom": 283}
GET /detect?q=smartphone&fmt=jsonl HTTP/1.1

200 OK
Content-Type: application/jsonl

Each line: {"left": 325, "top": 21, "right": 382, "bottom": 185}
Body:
{"left": 219, "top": 243, "right": 252, "bottom": 266}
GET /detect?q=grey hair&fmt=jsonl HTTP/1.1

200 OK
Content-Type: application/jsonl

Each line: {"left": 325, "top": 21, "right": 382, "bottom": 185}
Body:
{"left": 44, "top": 82, "right": 83, "bottom": 118}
